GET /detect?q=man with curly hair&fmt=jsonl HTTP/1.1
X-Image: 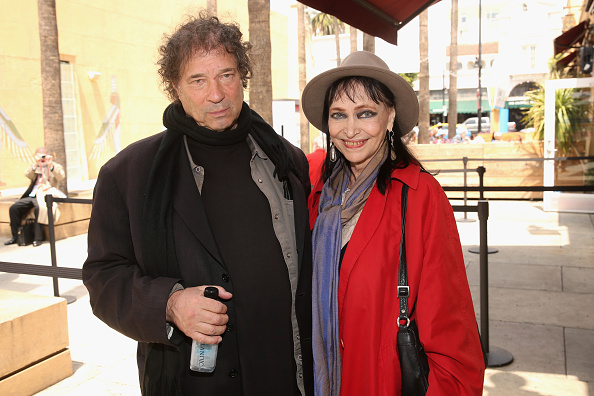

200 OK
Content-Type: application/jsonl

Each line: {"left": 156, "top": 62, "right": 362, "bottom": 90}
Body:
{"left": 83, "top": 12, "right": 313, "bottom": 396}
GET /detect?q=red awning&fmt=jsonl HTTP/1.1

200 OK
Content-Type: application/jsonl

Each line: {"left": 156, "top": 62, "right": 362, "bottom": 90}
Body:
{"left": 558, "top": 49, "right": 578, "bottom": 66}
{"left": 298, "top": 0, "right": 440, "bottom": 45}
{"left": 554, "top": 21, "right": 589, "bottom": 55}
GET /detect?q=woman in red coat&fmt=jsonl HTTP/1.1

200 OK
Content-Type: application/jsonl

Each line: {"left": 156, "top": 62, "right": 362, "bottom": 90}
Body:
{"left": 301, "top": 51, "right": 485, "bottom": 396}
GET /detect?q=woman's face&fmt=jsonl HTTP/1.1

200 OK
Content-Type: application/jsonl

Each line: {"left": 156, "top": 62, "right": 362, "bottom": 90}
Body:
{"left": 328, "top": 84, "right": 395, "bottom": 180}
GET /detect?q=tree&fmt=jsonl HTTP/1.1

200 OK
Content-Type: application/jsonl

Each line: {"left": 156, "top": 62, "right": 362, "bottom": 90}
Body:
{"left": 399, "top": 73, "right": 418, "bottom": 87}
{"left": 310, "top": 11, "right": 344, "bottom": 65}
{"left": 333, "top": 16, "right": 341, "bottom": 66}
{"left": 349, "top": 25, "right": 357, "bottom": 53}
{"left": 417, "top": 9, "right": 430, "bottom": 144}
{"left": 522, "top": 56, "right": 591, "bottom": 157}
{"left": 297, "top": 3, "right": 309, "bottom": 153}
{"left": 447, "top": 0, "right": 459, "bottom": 140}
{"left": 207, "top": 0, "right": 217, "bottom": 15}
{"left": 310, "top": 11, "right": 338, "bottom": 36}
{"left": 363, "top": 33, "right": 375, "bottom": 53}
{"left": 38, "top": 0, "right": 67, "bottom": 194}
{"left": 248, "top": 0, "right": 273, "bottom": 124}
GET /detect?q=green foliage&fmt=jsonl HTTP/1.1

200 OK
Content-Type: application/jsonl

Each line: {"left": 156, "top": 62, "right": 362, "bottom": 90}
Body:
{"left": 399, "top": 73, "right": 418, "bottom": 87}
{"left": 309, "top": 10, "right": 344, "bottom": 36}
{"left": 521, "top": 55, "right": 591, "bottom": 156}
{"left": 522, "top": 85, "right": 585, "bottom": 155}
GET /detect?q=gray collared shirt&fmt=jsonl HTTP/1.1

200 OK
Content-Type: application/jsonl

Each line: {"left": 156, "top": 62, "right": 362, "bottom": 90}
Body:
{"left": 181, "top": 135, "right": 305, "bottom": 394}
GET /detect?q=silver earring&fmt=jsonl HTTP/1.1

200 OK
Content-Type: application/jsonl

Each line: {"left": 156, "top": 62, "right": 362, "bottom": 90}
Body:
{"left": 388, "top": 130, "right": 394, "bottom": 147}
{"left": 330, "top": 143, "right": 337, "bottom": 162}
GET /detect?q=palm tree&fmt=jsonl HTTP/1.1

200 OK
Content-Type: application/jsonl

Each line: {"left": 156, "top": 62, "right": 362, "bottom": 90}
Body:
{"left": 310, "top": 11, "right": 336, "bottom": 36}
{"left": 333, "top": 16, "right": 341, "bottom": 66}
{"left": 418, "top": 9, "right": 430, "bottom": 144}
{"left": 207, "top": 0, "right": 217, "bottom": 15}
{"left": 297, "top": 3, "right": 309, "bottom": 153}
{"left": 447, "top": 0, "right": 459, "bottom": 140}
{"left": 350, "top": 25, "right": 357, "bottom": 53}
{"left": 37, "top": 0, "right": 67, "bottom": 193}
{"left": 248, "top": 0, "right": 273, "bottom": 124}
{"left": 363, "top": 33, "right": 375, "bottom": 53}
{"left": 310, "top": 11, "right": 344, "bottom": 66}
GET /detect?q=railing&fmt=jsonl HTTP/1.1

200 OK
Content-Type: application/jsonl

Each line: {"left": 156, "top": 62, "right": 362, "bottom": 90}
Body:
{"left": 424, "top": 155, "right": 594, "bottom": 200}
{"left": 0, "top": 195, "right": 92, "bottom": 300}
{"left": 451, "top": 201, "right": 513, "bottom": 367}
{"left": 1, "top": 158, "right": 592, "bottom": 365}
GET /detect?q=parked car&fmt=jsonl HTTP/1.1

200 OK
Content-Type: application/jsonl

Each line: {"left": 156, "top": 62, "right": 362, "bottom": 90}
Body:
{"left": 463, "top": 117, "right": 517, "bottom": 133}
{"left": 462, "top": 117, "right": 490, "bottom": 134}
{"left": 429, "top": 123, "right": 469, "bottom": 137}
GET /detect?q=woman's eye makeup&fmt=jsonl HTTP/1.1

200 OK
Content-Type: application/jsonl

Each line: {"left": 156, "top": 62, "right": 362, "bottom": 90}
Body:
{"left": 330, "top": 110, "right": 377, "bottom": 119}
{"left": 330, "top": 112, "right": 346, "bottom": 119}
{"left": 357, "top": 110, "right": 376, "bottom": 119}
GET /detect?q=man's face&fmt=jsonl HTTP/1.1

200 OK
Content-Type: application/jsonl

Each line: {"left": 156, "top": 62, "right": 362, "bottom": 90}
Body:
{"left": 175, "top": 49, "right": 244, "bottom": 132}
{"left": 34, "top": 148, "right": 49, "bottom": 163}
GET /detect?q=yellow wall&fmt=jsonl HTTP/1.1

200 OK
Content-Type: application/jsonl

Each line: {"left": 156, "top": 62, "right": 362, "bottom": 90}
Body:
{"left": 0, "top": 1, "right": 44, "bottom": 187}
{"left": 0, "top": 0, "right": 294, "bottom": 189}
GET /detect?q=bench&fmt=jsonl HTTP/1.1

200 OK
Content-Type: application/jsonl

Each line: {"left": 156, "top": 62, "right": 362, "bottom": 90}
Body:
{"left": 0, "top": 189, "right": 92, "bottom": 241}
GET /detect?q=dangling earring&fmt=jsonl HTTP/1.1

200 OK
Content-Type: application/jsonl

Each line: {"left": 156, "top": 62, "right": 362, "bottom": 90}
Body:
{"left": 388, "top": 129, "right": 395, "bottom": 147}
{"left": 330, "top": 143, "right": 337, "bottom": 162}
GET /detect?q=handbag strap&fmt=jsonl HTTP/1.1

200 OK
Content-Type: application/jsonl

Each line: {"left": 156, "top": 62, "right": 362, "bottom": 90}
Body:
{"left": 397, "top": 183, "right": 410, "bottom": 328}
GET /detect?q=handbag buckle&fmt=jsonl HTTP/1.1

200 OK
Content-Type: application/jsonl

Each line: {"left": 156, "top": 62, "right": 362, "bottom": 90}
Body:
{"left": 397, "top": 316, "right": 410, "bottom": 328}
{"left": 397, "top": 286, "right": 409, "bottom": 298}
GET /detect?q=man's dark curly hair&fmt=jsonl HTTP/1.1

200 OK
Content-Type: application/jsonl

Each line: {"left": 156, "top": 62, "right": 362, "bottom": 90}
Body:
{"left": 157, "top": 11, "right": 253, "bottom": 102}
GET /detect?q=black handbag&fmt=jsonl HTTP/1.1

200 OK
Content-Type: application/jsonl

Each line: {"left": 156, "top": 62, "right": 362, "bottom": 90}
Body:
{"left": 17, "top": 218, "right": 35, "bottom": 246}
{"left": 397, "top": 184, "right": 430, "bottom": 395}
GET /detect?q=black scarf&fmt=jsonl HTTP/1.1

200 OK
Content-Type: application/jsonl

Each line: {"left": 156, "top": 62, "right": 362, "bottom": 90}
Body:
{"left": 139, "top": 101, "right": 298, "bottom": 395}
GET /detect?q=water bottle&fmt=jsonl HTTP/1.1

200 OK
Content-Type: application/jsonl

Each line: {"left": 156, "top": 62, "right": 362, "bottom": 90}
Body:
{"left": 189, "top": 287, "right": 220, "bottom": 372}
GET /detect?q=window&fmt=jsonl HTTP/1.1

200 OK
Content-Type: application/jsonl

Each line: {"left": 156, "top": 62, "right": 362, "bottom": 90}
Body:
{"left": 60, "top": 61, "right": 82, "bottom": 182}
{"left": 522, "top": 46, "right": 536, "bottom": 69}
{"left": 486, "top": 11, "right": 498, "bottom": 20}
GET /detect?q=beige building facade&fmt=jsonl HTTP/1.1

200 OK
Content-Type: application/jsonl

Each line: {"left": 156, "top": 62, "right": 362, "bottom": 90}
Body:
{"left": 0, "top": 0, "right": 303, "bottom": 190}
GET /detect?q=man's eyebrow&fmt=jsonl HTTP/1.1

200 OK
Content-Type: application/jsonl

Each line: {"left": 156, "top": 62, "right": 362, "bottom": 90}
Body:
{"left": 187, "top": 68, "right": 236, "bottom": 80}
{"left": 188, "top": 73, "right": 206, "bottom": 80}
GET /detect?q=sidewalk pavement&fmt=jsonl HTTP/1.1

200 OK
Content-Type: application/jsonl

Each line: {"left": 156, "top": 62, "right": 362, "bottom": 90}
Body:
{"left": 0, "top": 200, "right": 592, "bottom": 396}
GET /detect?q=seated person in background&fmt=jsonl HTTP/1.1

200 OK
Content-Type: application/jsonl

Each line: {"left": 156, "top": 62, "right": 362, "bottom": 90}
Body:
{"left": 5, "top": 147, "right": 65, "bottom": 247}
{"left": 470, "top": 133, "right": 485, "bottom": 144}
{"left": 306, "top": 135, "right": 326, "bottom": 187}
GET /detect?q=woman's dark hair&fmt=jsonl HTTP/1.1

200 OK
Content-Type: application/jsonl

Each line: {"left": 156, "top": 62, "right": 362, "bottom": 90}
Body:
{"left": 157, "top": 11, "right": 253, "bottom": 102}
{"left": 320, "top": 76, "right": 424, "bottom": 194}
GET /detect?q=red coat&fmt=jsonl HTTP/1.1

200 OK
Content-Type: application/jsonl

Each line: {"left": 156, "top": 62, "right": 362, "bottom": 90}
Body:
{"left": 306, "top": 148, "right": 326, "bottom": 187}
{"left": 309, "top": 163, "right": 485, "bottom": 396}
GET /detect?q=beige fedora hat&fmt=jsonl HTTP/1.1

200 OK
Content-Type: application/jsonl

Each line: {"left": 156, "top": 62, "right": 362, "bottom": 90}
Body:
{"left": 301, "top": 51, "right": 419, "bottom": 136}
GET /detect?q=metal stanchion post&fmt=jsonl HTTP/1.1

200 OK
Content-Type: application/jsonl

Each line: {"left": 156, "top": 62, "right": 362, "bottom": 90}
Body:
{"left": 477, "top": 200, "right": 513, "bottom": 367}
{"left": 477, "top": 166, "right": 485, "bottom": 200}
{"left": 457, "top": 156, "right": 475, "bottom": 223}
{"left": 469, "top": 166, "right": 497, "bottom": 254}
{"left": 45, "top": 194, "right": 76, "bottom": 304}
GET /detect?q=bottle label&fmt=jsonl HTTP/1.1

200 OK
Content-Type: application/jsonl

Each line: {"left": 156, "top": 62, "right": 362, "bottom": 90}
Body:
{"left": 190, "top": 340, "right": 218, "bottom": 372}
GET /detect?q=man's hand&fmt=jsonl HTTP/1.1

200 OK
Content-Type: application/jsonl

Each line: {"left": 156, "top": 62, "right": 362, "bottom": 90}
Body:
{"left": 166, "top": 285, "right": 232, "bottom": 345}
{"left": 35, "top": 154, "right": 53, "bottom": 169}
